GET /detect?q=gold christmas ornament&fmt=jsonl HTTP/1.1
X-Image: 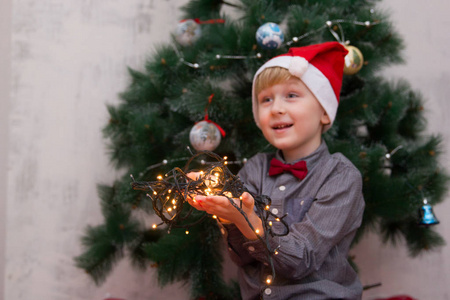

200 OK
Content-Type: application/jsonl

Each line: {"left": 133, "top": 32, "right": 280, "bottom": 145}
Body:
{"left": 343, "top": 45, "right": 364, "bottom": 75}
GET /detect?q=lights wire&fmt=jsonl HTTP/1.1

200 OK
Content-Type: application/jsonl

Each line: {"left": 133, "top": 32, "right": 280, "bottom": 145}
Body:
{"left": 130, "top": 150, "right": 290, "bottom": 284}
{"left": 172, "top": 18, "right": 380, "bottom": 69}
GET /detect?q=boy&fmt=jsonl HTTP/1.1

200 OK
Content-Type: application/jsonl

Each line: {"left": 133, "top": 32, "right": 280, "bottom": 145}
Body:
{"left": 189, "top": 42, "right": 365, "bottom": 299}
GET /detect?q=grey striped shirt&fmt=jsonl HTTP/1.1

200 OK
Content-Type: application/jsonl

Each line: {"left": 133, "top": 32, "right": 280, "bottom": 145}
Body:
{"left": 223, "top": 141, "right": 365, "bottom": 299}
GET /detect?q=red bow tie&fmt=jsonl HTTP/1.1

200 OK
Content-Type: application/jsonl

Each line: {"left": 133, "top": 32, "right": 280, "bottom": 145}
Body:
{"left": 268, "top": 158, "right": 308, "bottom": 180}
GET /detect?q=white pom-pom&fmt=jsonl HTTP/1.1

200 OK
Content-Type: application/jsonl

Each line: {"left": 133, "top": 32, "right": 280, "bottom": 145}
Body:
{"left": 288, "top": 57, "right": 309, "bottom": 78}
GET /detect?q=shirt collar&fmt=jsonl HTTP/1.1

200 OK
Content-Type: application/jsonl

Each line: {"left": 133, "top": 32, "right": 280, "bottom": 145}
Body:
{"left": 274, "top": 140, "right": 330, "bottom": 172}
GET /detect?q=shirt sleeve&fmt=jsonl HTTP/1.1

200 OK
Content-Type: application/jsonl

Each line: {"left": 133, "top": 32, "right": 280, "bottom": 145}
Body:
{"left": 243, "top": 156, "right": 365, "bottom": 280}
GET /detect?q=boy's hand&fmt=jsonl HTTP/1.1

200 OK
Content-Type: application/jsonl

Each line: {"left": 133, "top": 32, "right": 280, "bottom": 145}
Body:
{"left": 187, "top": 192, "right": 263, "bottom": 240}
{"left": 186, "top": 171, "right": 201, "bottom": 181}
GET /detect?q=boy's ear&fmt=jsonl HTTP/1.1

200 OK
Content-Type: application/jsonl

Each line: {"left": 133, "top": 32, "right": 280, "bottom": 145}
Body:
{"left": 321, "top": 111, "right": 331, "bottom": 126}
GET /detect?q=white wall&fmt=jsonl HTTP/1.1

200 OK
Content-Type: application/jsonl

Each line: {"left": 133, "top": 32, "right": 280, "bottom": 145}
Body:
{"left": 1, "top": 1, "right": 449, "bottom": 300}
{"left": 0, "top": 0, "right": 12, "bottom": 297}
{"left": 353, "top": 1, "right": 450, "bottom": 299}
{"left": 3, "top": 0, "right": 190, "bottom": 299}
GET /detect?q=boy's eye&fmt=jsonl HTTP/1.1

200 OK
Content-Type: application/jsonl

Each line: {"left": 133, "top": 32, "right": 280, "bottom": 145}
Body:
{"left": 260, "top": 97, "right": 272, "bottom": 103}
{"left": 287, "top": 93, "right": 299, "bottom": 98}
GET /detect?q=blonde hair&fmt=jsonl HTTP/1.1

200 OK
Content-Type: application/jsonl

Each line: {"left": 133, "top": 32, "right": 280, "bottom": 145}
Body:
{"left": 254, "top": 67, "right": 294, "bottom": 97}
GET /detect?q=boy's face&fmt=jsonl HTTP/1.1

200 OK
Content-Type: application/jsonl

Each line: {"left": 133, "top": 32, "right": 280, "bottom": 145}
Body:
{"left": 257, "top": 77, "right": 330, "bottom": 162}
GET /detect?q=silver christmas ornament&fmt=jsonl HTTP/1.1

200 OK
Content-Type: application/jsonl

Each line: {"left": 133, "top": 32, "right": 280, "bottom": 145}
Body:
{"left": 189, "top": 120, "right": 222, "bottom": 151}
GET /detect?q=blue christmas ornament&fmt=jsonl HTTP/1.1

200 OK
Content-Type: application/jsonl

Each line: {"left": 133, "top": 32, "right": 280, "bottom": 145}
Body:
{"left": 418, "top": 198, "right": 440, "bottom": 226}
{"left": 256, "top": 22, "right": 284, "bottom": 50}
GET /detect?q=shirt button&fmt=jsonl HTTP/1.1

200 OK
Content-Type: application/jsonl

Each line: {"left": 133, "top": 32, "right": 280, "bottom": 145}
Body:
{"left": 271, "top": 208, "right": 278, "bottom": 214}
{"left": 300, "top": 200, "right": 304, "bottom": 205}
{"left": 264, "top": 288, "right": 272, "bottom": 295}
{"left": 248, "top": 246, "right": 255, "bottom": 252}
{"left": 278, "top": 185, "right": 286, "bottom": 191}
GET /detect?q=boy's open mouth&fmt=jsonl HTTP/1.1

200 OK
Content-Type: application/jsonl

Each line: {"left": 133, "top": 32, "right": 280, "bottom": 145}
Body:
{"left": 273, "top": 124, "right": 293, "bottom": 129}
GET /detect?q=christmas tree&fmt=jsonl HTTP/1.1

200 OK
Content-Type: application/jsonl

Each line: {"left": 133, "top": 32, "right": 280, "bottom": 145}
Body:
{"left": 75, "top": 0, "right": 448, "bottom": 299}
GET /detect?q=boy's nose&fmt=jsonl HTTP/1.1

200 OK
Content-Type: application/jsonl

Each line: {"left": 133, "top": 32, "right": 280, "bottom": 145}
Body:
{"left": 271, "top": 97, "right": 286, "bottom": 114}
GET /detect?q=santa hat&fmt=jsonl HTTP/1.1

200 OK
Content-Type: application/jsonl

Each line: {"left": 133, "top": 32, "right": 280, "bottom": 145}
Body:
{"left": 252, "top": 41, "right": 348, "bottom": 132}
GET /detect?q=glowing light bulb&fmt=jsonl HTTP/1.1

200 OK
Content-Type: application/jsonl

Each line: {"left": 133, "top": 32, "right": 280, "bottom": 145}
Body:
{"left": 167, "top": 207, "right": 173, "bottom": 212}
{"left": 266, "top": 275, "right": 273, "bottom": 284}
{"left": 157, "top": 175, "right": 163, "bottom": 180}
{"left": 152, "top": 224, "right": 157, "bottom": 229}
{"left": 265, "top": 205, "right": 270, "bottom": 210}
{"left": 223, "top": 156, "right": 228, "bottom": 160}
{"left": 223, "top": 191, "right": 232, "bottom": 197}
{"left": 172, "top": 199, "right": 176, "bottom": 205}
{"left": 212, "top": 215, "right": 218, "bottom": 219}
{"left": 153, "top": 191, "right": 157, "bottom": 195}
{"left": 185, "top": 230, "right": 189, "bottom": 235}
{"left": 269, "top": 221, "right": 273, "bottom": 226}
{"left": 276, "top": 218, "right": 280, "bottom": 222}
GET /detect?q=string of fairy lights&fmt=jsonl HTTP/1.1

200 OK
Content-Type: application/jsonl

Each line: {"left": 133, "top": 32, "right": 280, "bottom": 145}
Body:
{"left": 382, "top": 145, "right": 440, "bottom": 226}
{"left": 173, "top": 18, "right": 380, "bottom": 69}
{"left": 130, "top": 150, "right": 290, "bottom": 283}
